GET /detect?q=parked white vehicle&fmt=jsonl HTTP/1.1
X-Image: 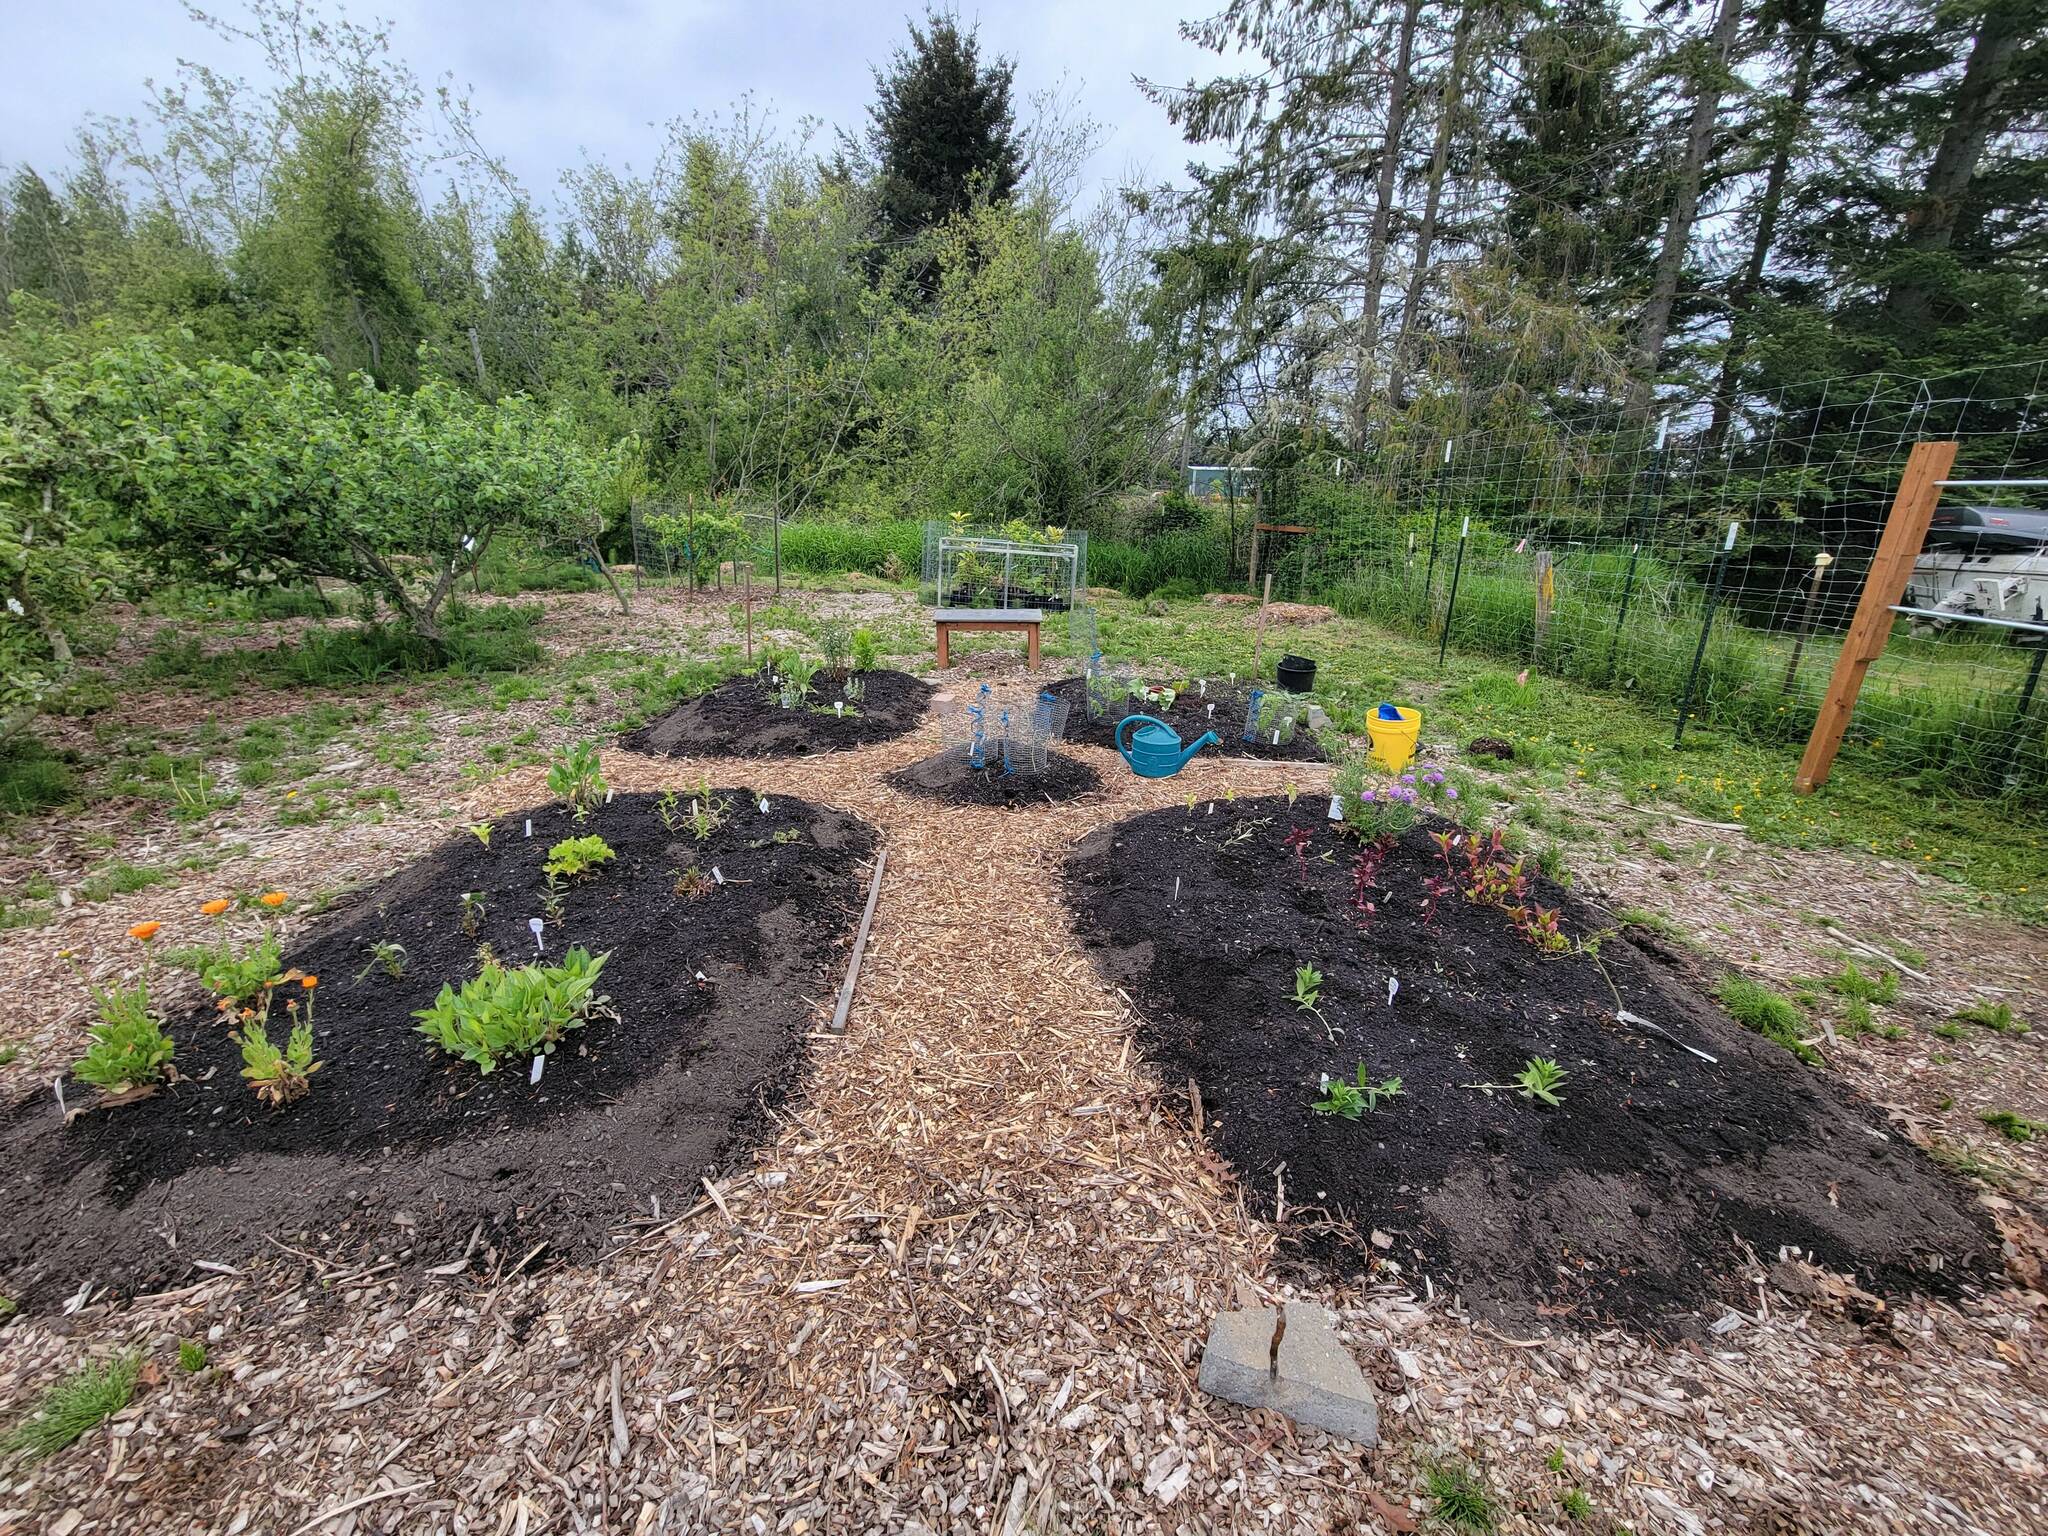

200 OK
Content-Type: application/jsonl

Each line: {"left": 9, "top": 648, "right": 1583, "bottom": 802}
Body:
{"left": 1904, "top": 505, "right": 2048, "bottom": 631}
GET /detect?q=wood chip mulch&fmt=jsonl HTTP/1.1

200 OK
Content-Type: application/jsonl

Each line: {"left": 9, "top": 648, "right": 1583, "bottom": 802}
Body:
{"left": 2, "top": 603, "right": 2045, "bottom": 1535}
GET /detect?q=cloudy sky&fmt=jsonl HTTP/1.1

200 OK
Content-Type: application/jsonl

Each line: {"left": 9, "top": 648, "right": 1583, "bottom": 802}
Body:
{"left": 1, "top": 0, "right": 1230, "bottom": 211}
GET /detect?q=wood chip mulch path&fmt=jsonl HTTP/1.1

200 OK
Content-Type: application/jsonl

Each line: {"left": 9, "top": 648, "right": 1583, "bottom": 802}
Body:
{"left": 3, "top": 694, "right": 2046, "bottom": 1534}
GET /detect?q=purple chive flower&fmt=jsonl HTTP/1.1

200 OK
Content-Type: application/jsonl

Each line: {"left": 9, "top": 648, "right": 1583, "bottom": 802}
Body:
{"left": 1446, "top": 787, "right": 1459, "bottom": 800}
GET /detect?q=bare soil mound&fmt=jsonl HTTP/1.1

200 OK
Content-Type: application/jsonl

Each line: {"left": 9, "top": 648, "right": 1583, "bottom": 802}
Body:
{"left": 0, "top": 792, "right": 878, "bottom": 1303}
{"left": 887, "top": 748, "right": 1100, "bottom": 808}
{"left": 620, "top": 670, "right": 931, "bottom": 758}
{"left": 1062, "top": 795, "right": 2000, "bottom": 1333}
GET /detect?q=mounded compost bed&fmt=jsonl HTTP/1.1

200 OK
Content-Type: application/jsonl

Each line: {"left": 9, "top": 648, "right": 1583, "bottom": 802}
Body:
{"left": 886, "top": 747, "right": 1101, "bottom": 808}
{"left": 1046, "top": 675, "right": 1330, "bottom": 763}
{"left": 0, "top": 791, "right": 878, "bottom": 1302}
{"left": 621, "top": 669, "right": 932, "bottom": 758}
{"left": 1063, "top": 795, "right": 2001, "bottom": 1333}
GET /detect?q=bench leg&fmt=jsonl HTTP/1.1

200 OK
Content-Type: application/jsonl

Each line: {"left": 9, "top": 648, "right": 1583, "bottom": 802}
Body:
{"left": 1027, "top": 625, "right": 1039, "bottom": 670}
{"left": 936, "top": 625, "right": 950, "bottom": 668}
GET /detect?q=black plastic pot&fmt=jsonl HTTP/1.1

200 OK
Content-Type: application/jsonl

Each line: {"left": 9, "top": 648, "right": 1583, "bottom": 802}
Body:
{"left": 1276, "top": 654, "right": 1317, "bottom": 694}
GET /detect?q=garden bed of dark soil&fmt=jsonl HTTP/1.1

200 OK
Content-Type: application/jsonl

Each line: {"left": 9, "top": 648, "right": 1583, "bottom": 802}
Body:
{"left": 0, "top": 791, "right": 878, "bottom": 1304}
{"left": 1045, "top": 676, "right": 1330, "bottom": 763}
{"left": 620, "top": 669, "right": 931, "bottom": 757}
{"left": 1063, "top": 796, "right": 2001, "bottom": 1333}
{"left": 886, "top": 747, "right": 1100, "bottom": 808}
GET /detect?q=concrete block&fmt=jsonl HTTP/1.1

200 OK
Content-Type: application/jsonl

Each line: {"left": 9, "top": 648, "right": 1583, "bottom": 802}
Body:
{"left": 1198, "top": 1302, "right": 1378, "bottom": 1445}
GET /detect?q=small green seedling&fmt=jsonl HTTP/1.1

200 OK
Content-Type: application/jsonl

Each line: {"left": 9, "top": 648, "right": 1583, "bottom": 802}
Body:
{"left": 355, "top": 939, "right": 408, "bottom": 982}
{"left": 176, "top": 1339, "right": 207, "bottom": 1374}
{"left": 1515, "top": 1056, "right": 1569, "bottom": 1106}
{"left": 459, "top": 890, "right": 487, "bottom": 936}
{"left": 1953, "top": 999, "right": 2027, "bottom": 1035}
{"left": 1293, "top": 965, "right": 1323, "bottom": 1012}
{"left": 1312, "top": 1063, "right": 1403, "bottom": 1120}
{"left": 545, "top": 740, "right": 608, "bottom": 820}
{"left": 467, "top": 821, "right": 494, "bottom": 847}
{"left": 1981, "top": 1109, "right": 2041, "bottom": 1143}
{"left": 1422, "top": 1461, "right": 1498, "bottom": 1534}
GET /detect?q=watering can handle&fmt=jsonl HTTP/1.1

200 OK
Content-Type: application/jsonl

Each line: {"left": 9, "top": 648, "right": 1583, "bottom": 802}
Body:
{"left": 1116, "top": 714, "right": 1168, "bottom": 755}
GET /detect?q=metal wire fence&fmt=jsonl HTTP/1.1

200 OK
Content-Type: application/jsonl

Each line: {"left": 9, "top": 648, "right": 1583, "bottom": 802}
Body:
{"left": 1248, "top": 362, "right": 2048, "bottom": 797}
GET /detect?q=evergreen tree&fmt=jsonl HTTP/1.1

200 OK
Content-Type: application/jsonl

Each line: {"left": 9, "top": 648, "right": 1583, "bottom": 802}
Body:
{"left": 863, "top": 13, "right": 1025, "bottom": 251}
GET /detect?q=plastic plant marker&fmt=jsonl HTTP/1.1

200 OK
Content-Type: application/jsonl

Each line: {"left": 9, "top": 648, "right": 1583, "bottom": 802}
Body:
{"left": 530, "top": 1054, "right": 544, "bottom": 1085}
{"left": 1172, "top": 876, "right": 1181, "bottom": 905}
{"left": 605, "top": 787, "right": 615, "bottom": 804}
{"left": 524, "top": 819, "right": 532, "bottom": 838}
{"left": 1387, "top": 976, "right": 1399, "bottom": 1007}
{"left": 52, "top": 1077, "right": 65, "bottom": 1120}
{"left": 759, "top": 798, "right": 770, "bottom": 814}
{"left": 834, "top": 702, "right": 843, "bottom": 717}
{"left": 529, "top": 917, "right": 545, "bottom": 952}
{"left": 711, "top": 867, "right": 724, "bottom": 885}
{"left": 1328, "top": 797, "right": 1344, "bottom": 822}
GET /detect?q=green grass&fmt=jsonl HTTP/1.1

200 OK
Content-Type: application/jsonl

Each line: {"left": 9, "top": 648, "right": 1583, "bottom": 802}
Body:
{"left": 1074, "top": 594, "right": 2047, "bottom": 920}
{"left": 1952, "top": 999, "right": 2029, "bottom": 1034}
{"left": 3, "top": 1353, "right": 141, "bottom": 1459}
{"left": 0, "top": 740, "right": 78, "bottom": 815}
{"left": 176, "top": 1339, "right": 207, "bottom": 1373}
{"left": 1422, "top": 1462, "right": 1498, "bottom": 1533}
{"left": 1714, "top": 975, "right": 1819, "bottom": 1063}
{"left": 1981, "top": 1109, "right": 2042, "bottom": 1143}
{"left": 139, "top": 605, "right": 544, "bottom": 695}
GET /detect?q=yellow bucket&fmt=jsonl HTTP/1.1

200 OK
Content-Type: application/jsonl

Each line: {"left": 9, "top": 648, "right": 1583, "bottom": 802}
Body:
{"left": 1367, "top": 705, "right": 1421, "bottom": 774}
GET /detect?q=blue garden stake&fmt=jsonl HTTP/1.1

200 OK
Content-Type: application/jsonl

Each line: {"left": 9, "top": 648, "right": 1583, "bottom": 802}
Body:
{"left": 1242, "top": 686, "right": 1265, "bottom": 743}
{"left": 967, "top": 683, "right": 990, "bottom": 769}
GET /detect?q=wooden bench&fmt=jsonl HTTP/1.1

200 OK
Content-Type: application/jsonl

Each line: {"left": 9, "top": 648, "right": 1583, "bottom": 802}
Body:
{"left": 934, "top": 607, "right": 1043, "bottom": 670}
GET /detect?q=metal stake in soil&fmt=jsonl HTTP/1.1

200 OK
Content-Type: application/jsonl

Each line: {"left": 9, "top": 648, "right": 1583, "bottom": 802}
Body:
{"left": 1421, "top": 437, "right": 1453, "bottom": 617}
{"left": 1675, "top": 521, "right": 1740, "bottom": 745}
{"left": 1780, "top": 551, "right": 1832, "bottom": 694}
{"left": 1437, "top": 517, "right": 1470, "bottom": 671}
{"left": 1604, "top": 540, "right": 1642, "bottom": 683}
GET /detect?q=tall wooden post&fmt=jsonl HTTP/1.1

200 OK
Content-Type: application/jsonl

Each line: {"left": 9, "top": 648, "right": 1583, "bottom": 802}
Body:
{"left": 1794, "top": 440, "right": 1957, "bottom": 793}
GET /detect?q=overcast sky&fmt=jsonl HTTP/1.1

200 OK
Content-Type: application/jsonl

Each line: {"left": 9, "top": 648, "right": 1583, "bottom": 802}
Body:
{"left": 1, "top": 0, "right": 1228, "bottom": 214}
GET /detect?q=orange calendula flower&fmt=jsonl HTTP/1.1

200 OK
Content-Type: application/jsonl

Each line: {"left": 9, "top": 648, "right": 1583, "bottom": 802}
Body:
{"left": 258, "top": 891, "right": 288, "bottom": 908}
{"left": 300, "top": 975, "right": 318, "bottom": 990}
{"left": 129, "top": 921, "right": 162, "bottom": 941}
{"left": 200, "top": 898, "right": 231, "bottom": 916}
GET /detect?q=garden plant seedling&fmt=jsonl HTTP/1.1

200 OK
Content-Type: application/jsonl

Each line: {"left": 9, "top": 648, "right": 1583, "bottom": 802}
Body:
{"left": 2, "top": 1353, "right": 141, "bottom": 1460}
{"left": 355, "top": 939, "right": 408, "bottom": 981}
{"left": 545, "top": 741, "right": 608, "bottom": 820}
{"left": 1515, "top": 1056, "right": 1569, "bottom": 1105}
{"left": 1312, "top": 1063, "right": 1403, "bottom": 1119}
{"left": 413, "top": 947, "right": 613, "bottom": 1074}
{"left": 177, "top": 1339, "right": 207, "bottom": 1374}
{"left": 1980, "top": 1109, "right": 2041, "bottom": 1143}
{"left": 467, "top": 821, "right": 494, "bottom": 847}
{"left": 543, "top": 834, "right": 616, "bottom": 880}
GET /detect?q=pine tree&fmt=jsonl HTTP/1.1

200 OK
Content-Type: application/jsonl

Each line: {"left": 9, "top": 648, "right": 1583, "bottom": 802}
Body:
{"left": 864, "top": 14, "right": 1025, "bottom": 252}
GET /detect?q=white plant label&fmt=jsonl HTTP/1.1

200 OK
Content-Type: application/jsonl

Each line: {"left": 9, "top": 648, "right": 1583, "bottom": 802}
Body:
{"left": 694, "top": 970, "right": 707, "bottom": 983}
{"left": 53, "top": 1077, "right": 66, "bottom": 1119}
{"left": 529, "top": 916, "right": 545, "bottom": 952}
{"left": 1206, "top": 703, "right": 1215, "bottom": 719}
{"left": 1387, "top": 976, "right": 1399, "bottom": 1007}
{"left": 1198, "top": 679, "right": 1207, "bottom": 697}
{"left": 1171, "top": 876, "right": 1180, "bottom": 905}
{"left": 1328, "top": 797, "right": 1344, "bottom": 822}
{"left": 711, "top": 866, "right": 724, "bottom": 885}
{"left": 758, "top": 797, "right": 770, "bottom": 814}
{"left": 530, "top": 1054, "right": 545, "bottom": 1085}
{"left": 524, "top": 819, "right": 532, "bottom": 839}
{"left": 605, "top": 787, "right": 615, "bottom": 804}
{"left": 834, "top": 702, "right": 843, "bottom": 717}
{"left": 1272, "top": 730, "right": 1281, "bottom": 745}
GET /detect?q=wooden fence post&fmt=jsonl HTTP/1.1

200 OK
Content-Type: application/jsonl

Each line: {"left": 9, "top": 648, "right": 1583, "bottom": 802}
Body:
{"left": 1793, "top": 440, "right": 1957, "bottom": 793}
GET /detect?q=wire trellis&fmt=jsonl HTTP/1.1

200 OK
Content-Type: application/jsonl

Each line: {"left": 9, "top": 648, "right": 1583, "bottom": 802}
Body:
{"left": 1253, "top": 361, "right": 2048, "bottom": 796}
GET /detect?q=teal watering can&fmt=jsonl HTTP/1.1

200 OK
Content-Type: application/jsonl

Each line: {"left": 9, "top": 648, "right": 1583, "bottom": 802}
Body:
{"left": 1115, "top": 714, "right": 1220, "bottom": 779}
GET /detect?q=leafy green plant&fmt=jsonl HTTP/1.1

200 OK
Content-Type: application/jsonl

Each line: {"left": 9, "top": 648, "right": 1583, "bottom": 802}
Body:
{"left": 1312, "top": 1063, "right": 1403, "bottom": 1119}
{"left": 237, "top": 1016, "right": 321, "bottom": 1107}
{"left": 545, "top": 740, "right": 608, "bottom": 820}
{"left": 688, "top": 786, "right": 730, "bottom": 841}
{"left": 1560, "top": 1487, "right": 1593, "bottom": 1520}
{"left": 819, "top": 621, "right": 851, "bottom": 674}
{"left": 851, "top": 628, "right": 879, "bottom": 671}
{"left": 1293, "top": 964, "right": 1323, "bottom": 1012}
{"left": 1514, "top": 1056, "right": 1569, "bottom": 1106}
{"left": 413, "top": 947, "right": 612, "bottom": 1073}
{"left": 467, "top": 821, "right": 495, "bottom": 847}
{"left": 1953, "top": 999, "right": 2027, "bottom": 1034}
{"left": 459, "top": 890, "right": 487, "bottom": 935}
{"left": 355, "top": 939, "right": 408, "bottom": 981}
{"left": 1715, "top": 974, "right": 1818, "bottom": 1064}
{"left": 1981, "top": 1109, "right": 2041, "bottom": 1143}
{"left": 655, "top": 789, "right": 684, "bottom": 832}
{"left": 176, "top": 1340, "right": 207, "bottom": 1374}
{"left": 782, "top": 655, "right": 822, "bottom": 701}
{"left": 3, "top": 1353, "right": 141, "bottom": 1460}
{"left": 544, "top": 834, "right": 616, "bottom": 880}
{"left": 69, "top": 959, "right": 174, "bottom": 1092}
{"left": 195, "top": 931, "right": 283, "bottom": 1009}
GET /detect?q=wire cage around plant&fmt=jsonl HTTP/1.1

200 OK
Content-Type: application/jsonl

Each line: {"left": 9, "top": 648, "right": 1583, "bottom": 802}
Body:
{"left": 1242, "top": 688, "right": 1303, "bottom": 747}
{"left": 1002, "top": 690, "right": 1073, "bottom": 773}
{"left": 1083, "top": 657, "right": 1136, "bottom": 726}
{"left": 923, "top": 523, "right": 1086, "bottom": 611}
